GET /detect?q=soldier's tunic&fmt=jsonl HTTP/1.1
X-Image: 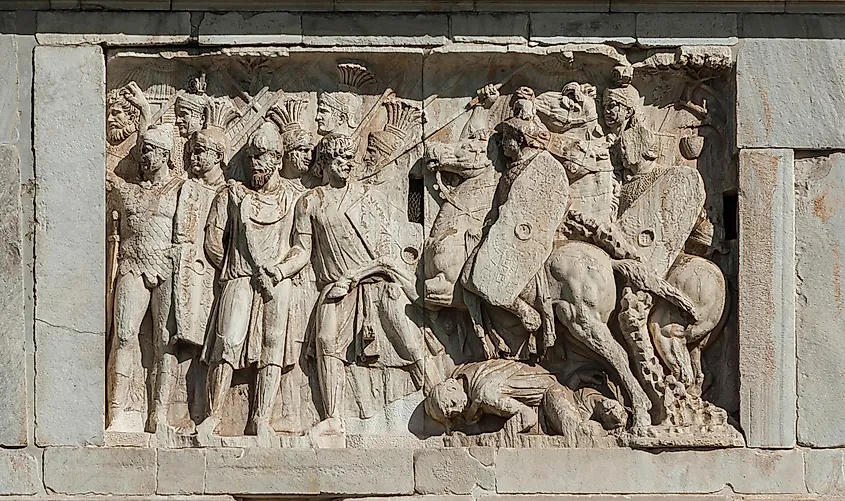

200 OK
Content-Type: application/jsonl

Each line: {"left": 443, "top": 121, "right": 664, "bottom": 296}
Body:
{"left": 172, "top": 177, "right": 225, "bottom": 347}
{"left": 293, "top": 182, "right": 422, "bottom": 368}
{"left": 454, "top": 360, "right": 556, "bottom": 419}
{"left": 202, "top": 177, "right": 303, "bottom": 370}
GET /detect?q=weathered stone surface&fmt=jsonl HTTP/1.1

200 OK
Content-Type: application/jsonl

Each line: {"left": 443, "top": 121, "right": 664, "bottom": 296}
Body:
{"left": 414, "top": 448, "right": 495, "bottom": 495}
{"left": 198, "top": 12, "right": 301, "bottom": 45}
{"left": 36, "top": 11, "right": 191, "bottom": 46}
{"left": 530, "top": 13, "right": 636, "bottom": 44}
{"left": 794, "top": 152, "right": 845, "bottom": 447}
{"left": 636, "top": 13, "right": 737, "bottom": 45}
{"left": 172, "top": 0, "right": 332, "bottom": 9}
{"left": 738, "top": 149, "right": 796, "bottom": 449}
{"left": 485, "top": 496, "right": 729, "bottom": 501}
{"left": 317, "top": 448, "right": 414, "bottom": 495}
{"left": 157, "top": 448, "right": 206, "bottom": 495}
{"left": 611, "top": 0, "right": 784, "bottom": 11}
{"left": 496, "top": 448, "right": 804, "bottom": 494}
{"left": 302, "top": 14, "right": 449, "bottom": 46}
{"left": 205, "top": 449, "right": 320, "bottom": 495}
{"left": 79, "top": 0, "right": 171, "bottom": 8}
{"left": 738, "top": 16, "right": 845, "bottom": 149}
{"left": 0, "top": 450, "right": 39, "bottom": 496}
{"left": 44, "top": 447, "right": 156, "bottom": 495}
{"left": 0, "top": 34, "right": 18, "bottom": 144}
{"left": 805, "top": 448, "right": 845, "bottom": 496}
{"left": 476, "top": 0, "right": 610, "bottom": 11}
{"left": 0, "top": 145, "right": 26, "bottom": 447}
{"left": 34, "top": 46, "right": 105, "bottom": 446}
{"left": 451, "top": 13, "right": 528, "bottom": 44}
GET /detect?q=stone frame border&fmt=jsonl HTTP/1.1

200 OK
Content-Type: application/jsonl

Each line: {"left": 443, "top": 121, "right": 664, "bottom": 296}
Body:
{"left": 1, "top": 7, "right": 844, "bottom": 498}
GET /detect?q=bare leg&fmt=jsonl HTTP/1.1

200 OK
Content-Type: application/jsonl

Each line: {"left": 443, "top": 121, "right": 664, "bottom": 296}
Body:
{"left": 108, "top": 273, "right": 150, "bottom": 432}
{"left": 251, "top": 364, "right": 282, "bottom": 437}
{"left": 196, "top": 361, "right": 233, "bottom": 438}
{"left": 555, "top": 300, "right": 652, "bottom": 429}
{"left": 150, "top": 279, "right": 178, "bottom": 433}
{"left": 314, "top": 300, "right": 346, "bottom": 436}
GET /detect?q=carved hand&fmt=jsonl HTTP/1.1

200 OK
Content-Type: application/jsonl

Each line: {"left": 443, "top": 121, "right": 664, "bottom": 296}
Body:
{"left": 477, "top": 83, "right": 500, "bottom": 107}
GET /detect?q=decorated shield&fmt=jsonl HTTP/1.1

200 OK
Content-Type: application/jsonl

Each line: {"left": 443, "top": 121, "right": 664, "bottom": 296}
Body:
{"left": 173, "top": 243, "right": 215, "bottom": 346}
{"left": 615, "top": 166, "right": 706, "bottom": 277}
{"left": 466, "top": 150, "right": 570, "bottom": 307}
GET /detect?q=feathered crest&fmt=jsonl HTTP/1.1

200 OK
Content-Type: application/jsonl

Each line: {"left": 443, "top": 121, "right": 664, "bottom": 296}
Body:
{"left": 267, "top": 96, "right": 308, "bottom": 133}
{"left": 204, "top": 97, "right": 238, "bottom": 131}
{"left": 337, "top": 63, "right": 376, "bottom": 93}
{"left": 382, "top": 99, "right": 421, "bottom": 139}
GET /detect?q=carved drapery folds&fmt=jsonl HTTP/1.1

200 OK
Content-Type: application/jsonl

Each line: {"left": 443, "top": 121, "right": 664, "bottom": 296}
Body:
{"left": 104, "top": 45, "right": 740, "bottom": 449}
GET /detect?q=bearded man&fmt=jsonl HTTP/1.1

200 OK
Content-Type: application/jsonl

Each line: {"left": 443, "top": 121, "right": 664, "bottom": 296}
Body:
{"left": 198, "top": 122, "right": 306, "bottom": 440}
{"left": 107, "top": 126, "right": 182, "bottom": 434}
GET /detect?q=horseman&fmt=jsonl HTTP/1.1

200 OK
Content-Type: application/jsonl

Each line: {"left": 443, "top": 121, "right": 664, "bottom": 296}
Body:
{"left": 461, "top": 87, "right": 570, "bottom": 344}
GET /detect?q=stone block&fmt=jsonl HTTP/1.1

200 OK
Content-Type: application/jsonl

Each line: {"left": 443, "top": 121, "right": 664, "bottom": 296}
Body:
{"left": 738, "top": 16, "right": 845, "bottom": 149}
{"left": 738, "top": 149, "right": 796, "bottom": 449}
{"left": 794, "top": 152, "right": 845, "bottom": 447}
{"left": 0, "top": 450, "right": 38, "bottom": 496}
{"left": 44, "top": 447, "right": 156, "bottom": 495}
{"left": 318, "top": 448, "right": 414, "bottom": 495}
{"left": 486, "top": 496, "right": 729, "bottom": 501}
{"left": 79, "top": 0, "right": 171, "bottom": 8}
{"left": 0, "top": 146, "right": 26, "bottom": 447}
{"left": 787, "top": 0, "right": 845, "bottom": 12}
{"left": 475, "top": 0, "right": 610, "bottom": 11}
{"left": 611, "top": 0, "right": 784, "bottom": 11}
{"left": 198, "top": 12, "right": 301, "bottom": 46}
{"left": 335, "top": 0, "right": 473, "bottom": 10}
{"left": 172, "top": 0, "right": 333, "bottom": 10}
{"left": 157, "top": 448, "right": 206, "bottom": 495}
{"left": 636, "top": 13, "right": 738, "bottom": 45}
{"left": 806, "top": 448, "right": 845, "bottom": 496}
{"left": 302, "top": 14, "right": 449, "bottom": 46}
{"left": 530, "top": 12, "right": 636, "bottom": 44}
{"left": 496, "top": 448, "right": 805, "bottom": 494}
{"left": 34, "top": 46, "right": 105, "bottom": 447}
{"left": 451, "top": 13, "right": 528, "bottom": 44}
{"left": 36, "top": 12, "right": 192, "bottom": 46}
{"left": 414, "top": 448, "right": 495, "bottom": 495}
{"left": 205, "top": 448, "right": 320, "bottom": 495}
{"left": 0, "top": 34, "right": 18, "bottom": 144}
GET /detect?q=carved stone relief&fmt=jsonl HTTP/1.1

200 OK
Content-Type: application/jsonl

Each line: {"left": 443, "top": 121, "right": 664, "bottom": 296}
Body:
{"left": 104, "top": 45, "right": 740, "bottom": 449}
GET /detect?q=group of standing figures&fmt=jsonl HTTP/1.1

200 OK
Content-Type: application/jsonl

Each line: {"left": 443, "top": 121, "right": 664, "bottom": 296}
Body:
{"left": 105, "top": 60, "right": 740, "bottom": 447}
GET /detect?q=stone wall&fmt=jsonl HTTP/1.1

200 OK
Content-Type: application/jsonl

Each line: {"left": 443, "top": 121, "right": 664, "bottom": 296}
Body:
{"left": 1, "top": 3, "right": 845, "bottom": 500}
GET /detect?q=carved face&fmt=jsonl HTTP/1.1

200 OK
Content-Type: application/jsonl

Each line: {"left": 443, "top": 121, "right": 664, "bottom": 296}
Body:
{"left": 107, "top": 103, "right": 137, "bottom": 144}
{"left": 362, "top": 142, "right": 383, "bottom": 170}
{"left": 250, "top": 149, "right": 281, "bottom": 189}
{"left": 327, "top": 148, "right": 355, "bottom": 183}
{"left": 175, "top": 106, "right": 204, "bottom": 138}
{"left": 189, "top": 138, "right": 222, "bottom": 177}
{"left": 425, "top": 378, "right": 468, "bottom": 427}
{"left": 284, "top": 143, "right": 313, "bottom": 175}
{"left": 139, "top": 142, "right": 169, "bottom": 174}
{"left": 603, "top": 96, "right": 631, "bottom": 129}
{"left": 315, "top": 100, "right": 340, "bottom": 136}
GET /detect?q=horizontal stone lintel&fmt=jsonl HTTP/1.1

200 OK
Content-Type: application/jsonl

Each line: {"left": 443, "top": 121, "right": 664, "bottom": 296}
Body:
{"left": 22, "top": 446, "right": 829, "bottom": 497}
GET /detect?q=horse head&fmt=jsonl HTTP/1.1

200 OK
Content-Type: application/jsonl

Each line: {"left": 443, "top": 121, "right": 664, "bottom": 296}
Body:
{"left": 425, "top": 133, "right": 502, "bottom": 181}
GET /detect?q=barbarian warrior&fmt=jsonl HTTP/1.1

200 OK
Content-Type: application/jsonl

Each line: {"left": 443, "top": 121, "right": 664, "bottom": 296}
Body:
{"left": 361, "top": 98, "right": 421, "bottom": 182}
{"left": 107, "top": 126, "right": 183, "bottom": 434}
{"left": 172, "top": 97, "right": 235, "bottom": 355}
{"left": 274, "top": 133, "right": 429, "bottom": 437}
{"left": 425, "top": 359, "right": 627, "bottom": 442}
{"left": 315, "top": 63, "right": 375, "bottom": 137}
{"left": 198, "top": 121, "right": 308, "bottom": 440}
{"left": 106, "top": 82, "right": 149, "bottom": 177}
